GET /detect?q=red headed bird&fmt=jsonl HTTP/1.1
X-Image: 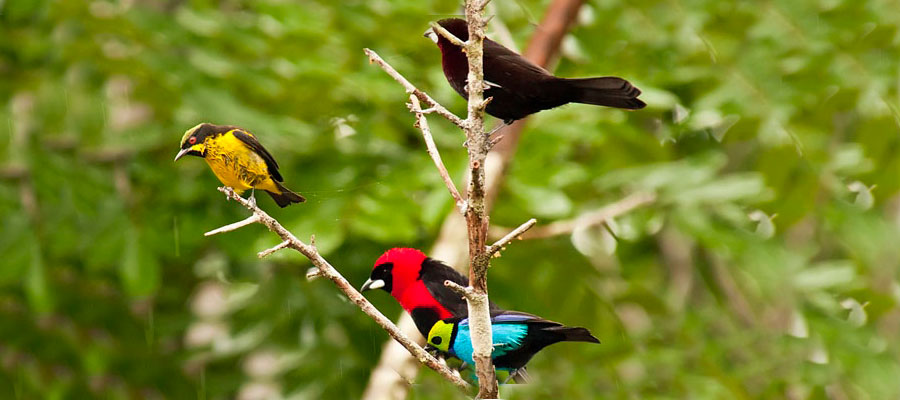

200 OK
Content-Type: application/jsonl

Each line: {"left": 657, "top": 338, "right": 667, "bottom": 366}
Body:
{"left": 425, "top": 18, "right": 645, "bottom": 125}
{"left": 360, "top": 248, "right": 502, "bottom": 338}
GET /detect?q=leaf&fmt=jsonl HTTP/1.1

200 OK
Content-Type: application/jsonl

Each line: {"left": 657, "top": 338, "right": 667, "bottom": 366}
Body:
{"left": 508, "top": 181, "right": 573, "bottom": 218}
{"left": 25, "top": 239, "right": 53, "bottom": 313}
{"left": 120, "top": 226, "right": 160, "bottom": 297}
{"left": 793, "top": 261, "right": 857, "bottom": 291}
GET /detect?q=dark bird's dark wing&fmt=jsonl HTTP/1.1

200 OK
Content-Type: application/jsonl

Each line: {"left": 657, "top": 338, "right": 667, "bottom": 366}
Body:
{"left": 481, "top": 38, "right": 570, "bottom": 122}
{"left": 232, "top": 129, "right": 284, "bottom": 182}
{"left": 483, "top": 39, "right": 551, "bottom": 78}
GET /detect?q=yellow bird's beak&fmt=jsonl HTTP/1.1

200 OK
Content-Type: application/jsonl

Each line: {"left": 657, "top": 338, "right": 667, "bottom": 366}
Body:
{"left": 174, "top": 147, "right": 192, "bottom": 162}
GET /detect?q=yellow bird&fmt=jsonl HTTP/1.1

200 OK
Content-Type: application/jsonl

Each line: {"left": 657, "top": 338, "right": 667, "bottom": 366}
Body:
{"left": 174, "top": 123, "right": 305, "bottom": 207}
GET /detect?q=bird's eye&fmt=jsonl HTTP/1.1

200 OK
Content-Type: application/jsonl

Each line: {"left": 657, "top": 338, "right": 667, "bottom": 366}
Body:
{"left": 188, "top": 137, "right": 197, "bottom": 145}
{"left": 431, "top": 336, "right": 442, "bottom": 345}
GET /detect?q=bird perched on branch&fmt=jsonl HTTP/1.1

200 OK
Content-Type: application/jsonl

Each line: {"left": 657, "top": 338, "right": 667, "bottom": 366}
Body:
{"left": 174, "top": 123, "right": 305, "bottom": 207}
{"left": 427, "top": 311, "right": 600, "bottom": 383}
{"left": 425, "top": 18, "right": 645, "bottom": 125}
{"left": 360, "top": 248, "right": 502, "bottom": 338}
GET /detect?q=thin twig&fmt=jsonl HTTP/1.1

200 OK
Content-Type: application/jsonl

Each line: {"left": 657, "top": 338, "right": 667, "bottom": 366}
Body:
{"left": 486, "top": 218, "right": 536, "bottom": 257}
{"left": 444, "top": 280, "right": 477, "bottom": 300}
{"left": 305, "top": 267, "right": 324, "bottom": 281}
{"left": 409, "top": 95, "right": 467, "bottom": 213}
{"left": 491, "top": 192, "right": 656, "bottom": 240}
{"left": 257, "top": 240, "right": 291, "bottom": 258}
{"left": 364, "top": 49, "right": 466, "bottom": 129}
{"left": 211, "top": 187, "right": 471, "bottom": 391}
{"left": 204, "top": 214, "right": 260, "bottom": 236}
{"left": 429, "top": 22, "right": 467, "bottom": 47}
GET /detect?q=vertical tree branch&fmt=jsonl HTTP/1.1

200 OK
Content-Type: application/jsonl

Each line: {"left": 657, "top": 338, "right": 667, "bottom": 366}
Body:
{"left": 458, "top": 1, "right": 499, "bottom": 396}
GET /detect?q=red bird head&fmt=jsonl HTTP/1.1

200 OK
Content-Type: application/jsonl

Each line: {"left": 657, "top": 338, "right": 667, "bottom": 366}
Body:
{"left": 360, "top": 248, "right": 428, "bottom": 297}
{"left": 360, "top": 248, "right": 484, "bottom": 337}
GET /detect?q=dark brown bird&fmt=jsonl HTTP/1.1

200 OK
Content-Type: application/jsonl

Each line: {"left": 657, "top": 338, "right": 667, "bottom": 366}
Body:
{"left": 426, "top": 18, "right": 645, "bottom": 124}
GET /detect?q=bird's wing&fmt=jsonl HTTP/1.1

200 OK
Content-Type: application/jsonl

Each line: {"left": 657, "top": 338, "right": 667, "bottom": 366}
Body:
{"left": 483, "top": 38, "right": 552, "bottom": 79}
{"left": 490, "top": 311, "right": 543, "bottom": 323}
{"left": 456, "top": 311, "right": 543, "bottom": 327}
{"left": 491, "top": 323, "right": 530, "bottom": 353}
{"left": 231, "top": 129, "right": 284, "bottom": 182}
{"left": 456, "top": 317, "right": 528, "bottom": 352}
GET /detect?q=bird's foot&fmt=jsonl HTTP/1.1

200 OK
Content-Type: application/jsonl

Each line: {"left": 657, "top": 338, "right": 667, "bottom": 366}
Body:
{"left": 501, "top": 370, "right": 517, "bottom": 384}
{"left": 489, "top": 134, "right": 504, "bottom": 148}
{"left": 487, "top": 122, "right": 507, "bottom": 137}
{"left": 248, "top": 189, "right": 257, "bottom": 208}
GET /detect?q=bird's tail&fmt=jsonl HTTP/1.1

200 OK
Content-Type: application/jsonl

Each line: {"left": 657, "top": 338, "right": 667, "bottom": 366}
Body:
{"left": 267, "top": 181, "right": 306, "bottom": 207}
{"left": 563, "top": 77, "right": 646, "bottom": 110}
{"left": 546, "top": 326, "right": 601, "bottom": 344}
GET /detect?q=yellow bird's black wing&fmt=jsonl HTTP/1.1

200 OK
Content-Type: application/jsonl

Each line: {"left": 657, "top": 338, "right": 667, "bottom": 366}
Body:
{"left": 231, "top": 129, "right": 284, "bottom": 182}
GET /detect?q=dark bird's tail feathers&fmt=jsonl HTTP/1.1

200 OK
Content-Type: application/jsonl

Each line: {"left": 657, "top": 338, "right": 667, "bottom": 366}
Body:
{"left": 546, "top": 326, "right": 601, "bottom": 344}
{"left": 268, "top": 181, "right": 305, "bottom": 207}
{"left": 564, "top": 77, "right": 646, "bottom": 110}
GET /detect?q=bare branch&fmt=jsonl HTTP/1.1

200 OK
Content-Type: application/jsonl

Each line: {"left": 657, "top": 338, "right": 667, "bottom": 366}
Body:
{"left": 257, "top": 240, "right": 291, "bottom": 258}
{"left": 492, "top": 192, "right": 656, "bottom": 240}
{"left": 204, "top": 214, "right": 260, "bottom": 236}
{"left": 364, "top": 48, "right": 466, "bottom": 129}
{"left": 211, "top": 187, "right": 471, "bottom": 391}
{"left": 486, "top": 218, "right": 536, "bottom": 257}
{"left": 409, "top": 95, "right": 467, "bottom": 213}
{"left": 459, "top": 1, "right": 499, "bottom": 395}
{"left": 429, "top": 22, "right": 467, "bottom": 47}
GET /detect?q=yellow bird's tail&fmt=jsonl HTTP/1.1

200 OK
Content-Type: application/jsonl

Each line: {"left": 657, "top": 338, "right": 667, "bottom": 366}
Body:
{"left": 267, "top": 181, "right": 306, "bottom": 207}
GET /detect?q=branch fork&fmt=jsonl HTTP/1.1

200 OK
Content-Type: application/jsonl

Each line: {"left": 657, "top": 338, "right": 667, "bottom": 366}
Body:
{"left": 364, "top": 48, "right": 466, "bottom": 129}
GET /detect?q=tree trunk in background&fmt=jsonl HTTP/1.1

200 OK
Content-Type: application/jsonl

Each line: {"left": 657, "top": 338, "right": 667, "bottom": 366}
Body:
{"left": 361, "top": 1, "right": 585, "bottom": 398}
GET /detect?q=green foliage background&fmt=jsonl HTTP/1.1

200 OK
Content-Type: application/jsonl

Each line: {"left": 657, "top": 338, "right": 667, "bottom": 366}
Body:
{"left": 1, "top": 0, "right": 899, "bottom": 398}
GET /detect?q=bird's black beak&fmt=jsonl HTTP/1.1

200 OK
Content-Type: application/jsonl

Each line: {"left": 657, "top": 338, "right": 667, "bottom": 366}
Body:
{"left": 360, "top": 278, "right": 385, "bottom": 292}
{"left": 174, "top": 147, "right": 192, "bottom": 162}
